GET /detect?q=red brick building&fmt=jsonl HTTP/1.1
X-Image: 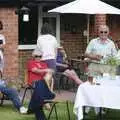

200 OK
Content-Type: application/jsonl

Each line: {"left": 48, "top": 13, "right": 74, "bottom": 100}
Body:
{"left": 0, "top": 0, "right": 120, "bottom": 82}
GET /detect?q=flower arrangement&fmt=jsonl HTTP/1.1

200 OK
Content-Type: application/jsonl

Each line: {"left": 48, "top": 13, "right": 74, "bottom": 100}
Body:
{"left": 105, "top": 56, "right": 120, "bottom": 66}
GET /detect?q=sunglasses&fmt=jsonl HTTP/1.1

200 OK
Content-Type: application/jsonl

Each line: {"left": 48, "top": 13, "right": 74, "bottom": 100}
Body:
{"left": 35, "top": 55, "right": 42, "bottom": 58}
{"left": 100, "top": 31, "right": 108, "bottom": 34}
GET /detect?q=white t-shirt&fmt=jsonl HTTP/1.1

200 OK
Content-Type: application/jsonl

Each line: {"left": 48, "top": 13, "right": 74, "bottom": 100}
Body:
{"left": 0, "top": 34, "right": 5, "bottom": 45}
{"left": 37, "top": 34, "right": 58, "bottom": 60}
{"left": 0, "top": 50, "right": 4, "bottom": 72}
{"left": 0, "top": 34, "right": 5, "bottom": 72}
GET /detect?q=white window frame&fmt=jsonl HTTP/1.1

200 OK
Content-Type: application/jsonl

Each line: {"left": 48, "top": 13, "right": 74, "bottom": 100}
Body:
{"left": 18, "top": 6, "right": 60, "bottom": 50}
{"left": 38, "top": 6, "right": 60, "bottom": 44}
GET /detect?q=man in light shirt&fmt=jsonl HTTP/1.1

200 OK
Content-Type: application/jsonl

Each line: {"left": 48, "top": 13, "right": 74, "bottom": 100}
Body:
{"left": 85, "top": 25, "right": 117, "bottom": 75}
{"left": 85, "top": 25, "right": 117, "bottom": 62}
{"left": 84, "top": 25, "right": 117, "bottom": 115}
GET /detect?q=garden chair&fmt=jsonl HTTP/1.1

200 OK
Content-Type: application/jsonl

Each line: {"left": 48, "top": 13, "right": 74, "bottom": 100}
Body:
{"left": 45, "top": 100, "right": 71, "bottom": 120}
{"left": 21, "top": 69, "right": 34, "bottom": 104}
{"left": 22, "top": 69, "right": 71, "bottom": 120}
{"left": 54, "top": 72, "right": 68, "bottom": 93}
{"left": 0, "top": 72, "right": 10, "bottom": 106}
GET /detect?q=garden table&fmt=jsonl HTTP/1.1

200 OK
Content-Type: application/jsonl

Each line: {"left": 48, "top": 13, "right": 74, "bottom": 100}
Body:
{"left": 74, "top": 76, "right": 120, "bottom": 120}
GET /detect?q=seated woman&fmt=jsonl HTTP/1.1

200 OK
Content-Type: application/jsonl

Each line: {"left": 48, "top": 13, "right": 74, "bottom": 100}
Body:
{"left": 27, "top": 48, "right": 54, "bottom": 92}
{"left": 27, "top": 48, "right": 55, "bottom": 120}
{"left": 56, "top": 46, "right": 83, "bottom": 85}
{"left": 0, "top": 70, "right": 27, "bottom": 114}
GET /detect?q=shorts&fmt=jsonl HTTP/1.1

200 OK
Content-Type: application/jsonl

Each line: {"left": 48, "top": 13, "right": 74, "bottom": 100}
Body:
{"left": 44, "top": 59, "right": 56, "bottom": 71}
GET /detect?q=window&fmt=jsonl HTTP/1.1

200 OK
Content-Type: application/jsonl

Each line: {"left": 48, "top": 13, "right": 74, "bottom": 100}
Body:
{"left": 19, "top": 7, "right": 38, "bottom": 45}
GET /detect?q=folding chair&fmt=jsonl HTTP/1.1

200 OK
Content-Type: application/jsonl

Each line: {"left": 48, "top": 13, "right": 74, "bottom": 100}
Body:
{"left": 46, "top": 100, "right": 71, "bottom": 120}
{"left": 21, "top": 69, "right": 34, "bottom": 104}
{"left": 55, "top": 72, "right": 74, "bottom": 93}
{"left": 0, "top": 72, "right": 10, "bottom": 106}
{"left": 54, "top": 72, "right": 66, "bottom": 93}
{"left": 0, "top": 93, "right": 9, "bottom": 106}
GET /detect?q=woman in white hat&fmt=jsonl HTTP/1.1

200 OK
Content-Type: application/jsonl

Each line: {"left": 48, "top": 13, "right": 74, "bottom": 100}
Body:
{"left": 27, "top": 48, "right": 55, "bottom": 120}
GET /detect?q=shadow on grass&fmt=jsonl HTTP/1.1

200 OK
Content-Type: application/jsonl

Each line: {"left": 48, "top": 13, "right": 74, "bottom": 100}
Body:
{"left": 0, "top": 104, "right": 34, "bottom": 120}
{"left": 83, "top": 108, "right": 120, "bottom": 120}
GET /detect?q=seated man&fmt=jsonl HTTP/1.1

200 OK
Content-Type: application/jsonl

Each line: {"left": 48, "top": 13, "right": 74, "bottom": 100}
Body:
{"left": 56, "top": 46, "right": 83, "bottom": 85}
{"left": 0, "top": 73, "right": 27, "bottom": 114}
{"left": 27, "top": 49, "right": 55, "bottom": 120}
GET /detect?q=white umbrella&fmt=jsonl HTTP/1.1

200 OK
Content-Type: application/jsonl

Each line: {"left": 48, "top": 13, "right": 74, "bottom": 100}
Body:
{"left": 49, "top": 0, "right": 120, "bottom": 42}
{"left": 49, "top": 0, "right": 120, "bottom": 14}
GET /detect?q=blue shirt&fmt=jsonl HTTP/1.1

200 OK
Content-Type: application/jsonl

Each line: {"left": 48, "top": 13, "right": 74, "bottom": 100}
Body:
{"left": 56, "top": 51, "right": 64, "bottom": 64}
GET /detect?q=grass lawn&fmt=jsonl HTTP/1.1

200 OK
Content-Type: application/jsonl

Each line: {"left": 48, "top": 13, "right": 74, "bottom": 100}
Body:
{"left": 0, "top": 101, "right": 76, "bottom": 120}
{"left": 1, "top": 101, "right": 120, "bottom": 120}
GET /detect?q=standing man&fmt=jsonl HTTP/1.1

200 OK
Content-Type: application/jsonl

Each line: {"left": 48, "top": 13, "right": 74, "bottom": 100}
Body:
{"left": 85, "top": 25, "right": 117, "bottom": 76}
{"left": 84, "top": 25, "right": 117, "bottom": 114}
{"left": 85, "top": 25, "right": 117, "bottom": 61}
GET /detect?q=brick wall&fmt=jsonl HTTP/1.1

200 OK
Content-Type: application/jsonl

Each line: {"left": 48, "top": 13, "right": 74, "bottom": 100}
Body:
{"left": 61, "top": 33, "right": 87, "bottom": 59}
{"left": 95, "top": 14, "right": 106, "bottom": 35}
{"left": 0, "top": 7, "right": 18, "bottom": 79}
{"left": 19, "top": 50, "right": 32, "bottom": 82}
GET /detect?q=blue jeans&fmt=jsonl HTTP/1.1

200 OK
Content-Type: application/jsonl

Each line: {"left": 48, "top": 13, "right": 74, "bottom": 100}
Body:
{"left": 0, "top": 85, "right": 22, "bottom": 110}
{"left": 28, "top": 80, "right": 55, "bottom": 120}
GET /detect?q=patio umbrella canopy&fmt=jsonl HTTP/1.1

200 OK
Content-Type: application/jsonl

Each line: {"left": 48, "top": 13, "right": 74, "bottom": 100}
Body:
{"left": 49, "top": 0, "right": 120, "bottom": 14}
{"left": 49, "top": 0, "right": 120, "bottom": 43}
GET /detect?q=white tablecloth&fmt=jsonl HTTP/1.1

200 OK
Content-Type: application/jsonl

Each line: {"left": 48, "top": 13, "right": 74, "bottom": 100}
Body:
{"left": 73, "top": 77, "right": 120, "bottom": 120}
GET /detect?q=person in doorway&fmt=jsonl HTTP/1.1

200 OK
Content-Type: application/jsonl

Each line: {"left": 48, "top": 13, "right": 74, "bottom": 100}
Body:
{"left": 56, "top": 46, "right": 83, "bottom": 85}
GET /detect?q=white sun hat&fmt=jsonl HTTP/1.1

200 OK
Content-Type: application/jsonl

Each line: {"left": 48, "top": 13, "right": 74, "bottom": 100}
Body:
{"left": 32, "top": 48, "right": 42, "bottom": 57}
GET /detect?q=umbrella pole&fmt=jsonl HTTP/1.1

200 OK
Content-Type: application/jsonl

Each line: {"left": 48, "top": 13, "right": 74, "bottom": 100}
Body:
{"left": 87, "top": 14, "right": 90, "bottom": 44}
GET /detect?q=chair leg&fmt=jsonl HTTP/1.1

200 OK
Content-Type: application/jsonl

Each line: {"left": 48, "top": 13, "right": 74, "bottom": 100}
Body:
{"left": 47, "top": 102, "right": 58, "bottom": 120}
{"left": 0, "top": 93, "right": 4, "bottom": 106}
{"left": 66, "top": 101, "right": 70, "bottom": 120}
{"left": 21, "top": 87, "right": 28, "bottom": 104}
{"left": 58, "top": 75, "right": 64, "bottom": 93}
{"left": 54, "top": 103, "right": 58, "bottom": 120}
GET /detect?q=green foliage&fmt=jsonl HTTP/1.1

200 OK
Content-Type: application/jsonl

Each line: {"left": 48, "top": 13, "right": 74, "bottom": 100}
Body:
{"left": 105, "top": 56, "right": 120, "bottom": 66}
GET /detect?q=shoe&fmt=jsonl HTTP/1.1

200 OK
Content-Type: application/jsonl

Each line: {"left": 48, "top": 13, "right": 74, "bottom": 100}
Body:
{"left": 20, "top": 106, "right": 28, "bottom": 114}
{"left": 85, "top": 107, "right": 90, "bottom": 114}
{"left": 95, "top": 108, "right": 106, "bottom": 115}
{"left": 101, "top": 109, "right": 106, "bottom": 115}
{"left": 44, "top": 103, "right": 51, "bottom": 111}
{"left": 27, "top": 109, "right": 33, "bottom": 114}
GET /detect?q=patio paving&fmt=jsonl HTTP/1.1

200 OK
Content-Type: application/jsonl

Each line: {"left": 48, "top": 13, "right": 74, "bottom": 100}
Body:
{"left": 1, "top": 88, "right": 77, "bottom": 106}
{"left": 54, "top": 90, "right": 76, "bottom": 102}
{"left": 19, "top": 88, "right": 76, "bottom": 103}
